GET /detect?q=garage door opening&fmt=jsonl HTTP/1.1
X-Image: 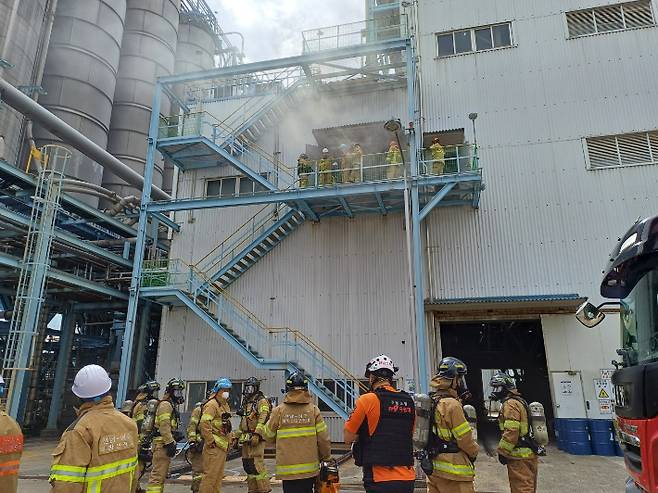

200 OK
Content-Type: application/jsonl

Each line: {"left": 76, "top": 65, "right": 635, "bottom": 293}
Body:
{"left": 439, "top": 319, "right": 554, "bottom": 452}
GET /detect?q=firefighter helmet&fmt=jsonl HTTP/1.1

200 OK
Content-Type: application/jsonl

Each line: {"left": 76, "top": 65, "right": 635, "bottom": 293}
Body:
{"left": 286, "top": 371, "right": 308, "bottom": 391}
{"left": 165, "top": 378, "right": 186, "bottom": 405}
{"left": 435, "top": 357, "right": 467, "bottom": 379}
{"left": 71, "top": 364, "right": 112, "bottom": 399}
{"left": 212, "top": 378, "right": 232, "bottom": 394}
{"left": 489, "top": 372, "right": 516, "bottom": 401}
{"left": 365, "top": 354, "right": 398, "bottom": 379}
{"left": 244, "top": 377, "right": 260, "bottom": 396}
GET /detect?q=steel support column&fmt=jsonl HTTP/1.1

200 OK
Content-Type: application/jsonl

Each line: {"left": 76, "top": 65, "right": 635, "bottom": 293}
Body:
{"left": 131, "top": 301, "right": 151, "bottom": 388}
{"left": 117, "top": 83, "right": 162, "bottom": 405}
{"left": 45, "top": 309, "right": 76, "bottom": 431}
{"left": 406, "top": 39, "right": 430, "bottom": 393}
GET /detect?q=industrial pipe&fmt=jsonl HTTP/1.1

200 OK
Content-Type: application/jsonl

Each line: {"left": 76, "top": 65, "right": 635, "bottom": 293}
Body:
{"left": 0, "top": 77, "right": 172, "bottom": 201}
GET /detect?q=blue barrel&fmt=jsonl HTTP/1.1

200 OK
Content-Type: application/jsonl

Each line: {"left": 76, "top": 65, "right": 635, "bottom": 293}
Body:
{"left": 563, "top": 418, "right": 592, "bottom": 455}
{"left": 589, "top": 419, "right": 616, "bottom": 456}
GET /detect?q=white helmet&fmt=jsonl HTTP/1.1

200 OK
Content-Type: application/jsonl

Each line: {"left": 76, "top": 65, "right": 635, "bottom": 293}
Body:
{"left": 322, "top": 147, "right": 329, "bottom": 153}
{"left": 72, "top": 364, "right": 112, "bottom": 399}
{"left": 365, "top": 354, "right": 398, "bottom": 377}
{"left": 0, "top": 375, "right": 4, "bottom": 385}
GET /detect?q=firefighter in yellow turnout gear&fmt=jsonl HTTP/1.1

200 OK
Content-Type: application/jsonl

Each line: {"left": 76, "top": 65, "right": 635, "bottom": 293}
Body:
{"left": 317, "top": 148, "right": 334, "bottom": 186}
{"left": 262, "top": 372, "right": 331, "bottom": 493}
{"left": 146, "top": 379, "right": 185, "bottom": 493}
{"left": 429, "top": 137, "right": 445, "bottom": 175}
{"left": 199, "top": 378, "right": 235, "bottom": 493}
{"left": 489, "top": 372, "right": 538, "bottom": 493}
{"left": 238, "top": 377, "right": 272, "bottom": 493}
{"left": 426, "top": 357, "right": 479, "bottom": 493}
{"left": 132, "top": 381, "right": 160, "bottom": 492}
{"left": 186, "top": 402, "right": 204, "bottom": 492}
{"left": 386, "top": 140, "right": 403, "bottom": 180}
{"left": 49, "top": 365, "right": 139, "bottom": 493}
{"left": 0, "top": 375, "right": 23, "bottom": 493}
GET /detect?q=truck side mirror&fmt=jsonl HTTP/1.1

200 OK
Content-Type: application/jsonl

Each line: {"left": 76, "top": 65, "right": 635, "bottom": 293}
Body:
{"left": 575, "top": 301, "right": 606, "bottom": 328}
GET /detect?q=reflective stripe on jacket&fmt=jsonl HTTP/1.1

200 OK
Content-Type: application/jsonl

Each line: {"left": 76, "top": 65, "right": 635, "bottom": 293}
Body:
{"left": 430, "top": 390, "right": 479, "bottom": 482}
{"left": 0, "top": 409, "right": 23, "bottom": 493}
{"left": 187, "top": 405, "right": 202, "bottom": 443}
{"left": 49, "top": 396, "right": 139, "bottom": 493}
{"left": 153, "top": 400, "right": 178, "bottom": 445}
{"left": 263, "top": 389, "right": 331, "bottom": 480}
{"left": 239, "top": 395, "right": 271, "bottom": 437}
{"left": 497, "top": 396, "right": 535, "bottom": 459}
{"left": 200, "top": 397, "right": 232, "bottom": 451}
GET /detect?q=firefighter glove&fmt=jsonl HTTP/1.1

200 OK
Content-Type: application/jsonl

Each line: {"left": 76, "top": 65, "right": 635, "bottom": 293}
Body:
{"left": 165, "top": 441, "right": 177, "bottom": 458}
{"left": 250, "top": 434, "right": 261, "bottom": 447}
{"left": 498, "top": 454, "right": 507, "bottom": 465}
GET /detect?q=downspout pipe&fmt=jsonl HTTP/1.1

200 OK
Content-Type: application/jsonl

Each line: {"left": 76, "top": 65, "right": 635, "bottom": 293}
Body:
{"left": 0, "top": 77, "right": 172, "bottom": 201}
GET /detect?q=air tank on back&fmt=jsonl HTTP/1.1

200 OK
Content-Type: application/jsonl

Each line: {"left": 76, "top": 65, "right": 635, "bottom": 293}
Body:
{"left": 34, "top": 0, "right": 127, "bottom": 207}
{"left": 0, "top": 0, "right": 49, "bottom": 166}
{"left": 102, "top": 0, "right": 181, "bottom": 200}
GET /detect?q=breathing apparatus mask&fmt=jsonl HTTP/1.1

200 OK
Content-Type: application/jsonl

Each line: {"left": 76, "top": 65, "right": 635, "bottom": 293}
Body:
{"left": 489, "top": 385, "right": 508, "bottom": 402}
{"left": 456, "top": 375, "right": 471, "bottom": 401}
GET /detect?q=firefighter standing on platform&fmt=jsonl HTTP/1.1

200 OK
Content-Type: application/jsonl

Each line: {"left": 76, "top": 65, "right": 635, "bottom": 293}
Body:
{"left": 0, "top": 375, "right": 23, "bottom": 493}
{"left": 426, "top": 357, "right": 479, "bottom": 493}
{"left": 199, "top": 378, "right": 235, "bottom": 493}
{"left": 146, "top": 378, "right": 185, "bottom": 493}
{"left": 490, "top": 372, "right": 538, "bottom": 493}
{"left": 317, "top": 148, "right": 334, "bottom": 186}
{"left": 133, "top": 380, "right": 160, "bottom": 491}
{"left": 385, "top": 140, "right": 402, "bottom": 180}
{"left": 238, "top": 377, "right": 272, "bottom": 493}
{"left": 297, "top": 153, "right": 312, "bottom": 188}
{"left": 49, "top": 364, "right": 138, "bottom": 492}
{"left": 186, "top": 401, "right": 204, "bottom": 493}
{"left": 429, "top": 137, "right": 445, "bottom": 175}
{"left": 262, "top": 372, "right": 331, "bottom": 493}
{"left": 344, "top": 354, "right": 415, "bottom": 493}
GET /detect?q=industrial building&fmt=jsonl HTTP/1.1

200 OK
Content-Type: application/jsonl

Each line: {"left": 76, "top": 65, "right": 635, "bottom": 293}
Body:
{"left": 1, "top": 0, "right": 657, "bottom": 444}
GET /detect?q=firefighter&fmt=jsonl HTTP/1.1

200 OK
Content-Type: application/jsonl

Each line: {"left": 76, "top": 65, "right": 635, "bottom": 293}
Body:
{"left": 426, "top": 357, "right": 479, "bottom": 493}
{"left": 385, "top": 140, "right": 402, "bottom": 180}
{"left": 489, "top": 372, "right": 538, "bottom": 493}
{"left": 0, "top": 375, "right": 23, "bottom": 493}
{"left": 199, "top": 378, "right": 235, "bottom": 493}
{"left": 345, "top": 143, "right": 363, "bottom": 183}
{"left": 262, "top": 372, "right": 331, "bottom": 493}
{"left": 146, "top": 378, "right": 186, "bottom": 493}
{"left": 344, "top": 354, "right": 415, "bottom": 493}
{"left": 317, "top": 148, "right": 334, "bottom": 186}
{"left": 187, "top": 401, "right": 204, "bottom": 493}
{"left": 429, "top": 137, "right": 445, "bottom": 175}
{"left": 297, "top": 153, "right": 312, "bottom": 188}
{"left": 49, "top": 364, "right": 138, "bottom": 492}
{"left": 238, "top": 377, "right": 272, "bottom": 493}
{"left": 133, "top": 381, "right": 160, "bottom": 491}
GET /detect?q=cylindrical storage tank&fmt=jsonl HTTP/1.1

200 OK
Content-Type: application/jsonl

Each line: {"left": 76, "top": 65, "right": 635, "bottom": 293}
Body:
{"left": 34, "top": 0, "right": 127, "bottom": 206}
{"left": 103, "top": 0, "right": 181, "bottom": 199}
{"left": 588, "top": 419, "right": 616, "bottom": 456}
{"left": 161, "top": 12, "right": 217, "bottom": 193}
{"left": 0, "top": 0, "right": 49, "bottom": 165}
{"left": 563, "top": 418, "right": 592, "bottom": 455}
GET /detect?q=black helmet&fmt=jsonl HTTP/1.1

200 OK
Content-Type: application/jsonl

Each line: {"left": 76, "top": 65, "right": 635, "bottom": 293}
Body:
{"left": 435, "top": 357, "right": 467, "bottom": 379}
{"left": 489, "top": 372, "right": 516, "bottom": 401}
{"left": 244, "top": 377, "right": 260, "bottom": 396}
{"left": 143, "top": 380, "right": 160, "bottom": 398}
{"left": 286, "top": 371, "right": 308, "bottom": 391}
{"left": 435, "top": 357, "right": 469, "bottom": 399}
{"left": 166, "top": 378, "right": 186, "bottom": 405}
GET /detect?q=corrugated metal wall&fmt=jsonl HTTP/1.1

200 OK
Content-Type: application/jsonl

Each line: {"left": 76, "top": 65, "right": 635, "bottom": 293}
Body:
{"left": 419, "top": 0, "right": 658, "bottom": 303}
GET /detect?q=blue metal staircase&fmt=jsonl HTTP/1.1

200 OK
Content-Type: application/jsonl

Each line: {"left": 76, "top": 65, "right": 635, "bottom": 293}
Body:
{"left": 197, "top": 204, "right": 305, "bottom": 289}
{"left": 139, "top": 260, "right": 363, "bottom": 418}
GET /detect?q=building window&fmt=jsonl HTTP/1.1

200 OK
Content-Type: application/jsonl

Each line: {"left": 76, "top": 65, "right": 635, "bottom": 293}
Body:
{"left": 186, "top": 381, "right": 208, "bottom": 412}
{"left": 206, "top": 174, "right": 269, "bottom": 198}
{"left": 437, "top": 22, "right": 513, "bottom": 57}
{"left": 566, "top": 1, "right": 655, "bottom": 38}
{"left": 585, "top": 130, "right": 658, "bottom": 169}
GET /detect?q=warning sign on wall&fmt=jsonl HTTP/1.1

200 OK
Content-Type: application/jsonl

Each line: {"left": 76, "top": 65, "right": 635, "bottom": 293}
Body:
{"left": 599, "top": 399, "right": 613, "bottom": 415}
{"left": 594, "top": 379, "right": 614, "bottom": 402}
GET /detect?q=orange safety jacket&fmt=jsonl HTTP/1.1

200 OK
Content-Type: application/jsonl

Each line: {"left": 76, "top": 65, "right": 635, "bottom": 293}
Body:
{"left": 0, "top": 407, "right": 23, "bottom": 493}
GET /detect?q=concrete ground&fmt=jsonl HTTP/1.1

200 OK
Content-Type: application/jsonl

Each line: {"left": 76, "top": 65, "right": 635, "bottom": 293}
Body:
{"left": 18, "top": 439, "right": 628, "bottom": 492}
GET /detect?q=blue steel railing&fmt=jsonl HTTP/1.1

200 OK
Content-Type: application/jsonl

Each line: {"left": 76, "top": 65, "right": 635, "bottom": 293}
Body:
{"left": 195, "top": 203, "right": 299, "bottom": 277}
{"left": 141, "top": 259, "right": 365, "bottom": 414}
{"left": 302, "top": 16, "right": 408, "bottom": 53}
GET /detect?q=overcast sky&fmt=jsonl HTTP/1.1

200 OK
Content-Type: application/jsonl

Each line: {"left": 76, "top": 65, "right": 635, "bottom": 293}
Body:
{"left": 207, "top": 0, "right": 365, "bottom": 61}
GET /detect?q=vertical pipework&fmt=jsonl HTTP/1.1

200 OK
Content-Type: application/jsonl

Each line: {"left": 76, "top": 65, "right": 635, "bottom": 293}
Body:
{"left": 34, "top": 0, "right": 128, "bottom": 206}
{"left": 103, "top": 0, "right": 181, "bottom": 199}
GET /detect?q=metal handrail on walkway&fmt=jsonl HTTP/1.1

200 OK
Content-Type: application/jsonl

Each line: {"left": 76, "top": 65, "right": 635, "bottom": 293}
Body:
{"left": 302, "top": 16, "right": 408, "bottom": 53}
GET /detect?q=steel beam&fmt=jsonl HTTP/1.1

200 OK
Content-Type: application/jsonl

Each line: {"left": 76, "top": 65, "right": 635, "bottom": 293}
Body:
{"left": 338, "top": 197, "right": 353, "bottom": 218}
{"left": 374, "top": 192, "right": 387, "bottom": 215}
{"left": 0, "top": 206, "right": 132, "bottom": 268}
{"left": 160, "top": 39, "right": 410, "bottom": 85}
{"left": 151, "top": 212, "right": 180, "bottom": 232}
{"left": 45, "top": 309, "right": 76, "bottom": 431}
{"left": 148, "top": 174, "right": 481, "bottom": 213}
{"left": 118, "top": 83, "right": 162, "bottom": 405}
{"left": 295, "top": 201, "right": 319, "bottom": 222}
{"left": 419, "top": 183, "right": 456, "bottom": 221}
